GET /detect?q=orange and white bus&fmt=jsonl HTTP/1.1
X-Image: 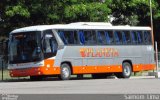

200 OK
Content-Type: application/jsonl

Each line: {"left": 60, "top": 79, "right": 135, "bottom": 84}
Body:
{"left": 8, "top": 22, "right": 155, "bottom": 80}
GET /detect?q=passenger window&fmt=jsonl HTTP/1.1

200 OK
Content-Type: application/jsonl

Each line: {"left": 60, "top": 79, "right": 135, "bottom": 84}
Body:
{"left": 114, "top": 31, "right": 122, "bottom": 44}
{"left": 144, "top": 31, "right": 152, "bottom": 44}
{"left": 43, "top": 30, "right": 58, "bottom": 58}
{"left": 72, "top": 31, "right": 79, "bottom": 44}
{"left": 105, "top": 31, "right": 114, "bottom": 44}
{"left": 97, "top": 31, "right": 106, "bottom": 44}
{"left": 122, "top": 31, "right": 131, "bottom": 44}
{"left": 58, "top": 30, "right": 79, "bottom": 45}
{"left": 131, "top": 31, "right": 138, "bottom": 44}
{"left": 82, "top": 30, "right": 97, "bottom": 45}
{"left": 78, "top": 30, "right": 85, "bottom": 45}
{"left": 137, "top": 31, "right": 143, "bottom": 44}
{"left": 58, "top": 31, "right": 67, "bottom": 44}
{"left": 44, "top": 36, "right": 52, "bottom": 53}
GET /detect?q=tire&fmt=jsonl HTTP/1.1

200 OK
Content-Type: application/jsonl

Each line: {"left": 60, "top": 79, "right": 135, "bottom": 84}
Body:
{"left": 115, "top": 62, "right": 132, "bottom": 78}
{"left": 92, "top": 74, "right": 106, "bottom": 79}
{"left": 59, "top": 63, "right": 71, "bottom": 80}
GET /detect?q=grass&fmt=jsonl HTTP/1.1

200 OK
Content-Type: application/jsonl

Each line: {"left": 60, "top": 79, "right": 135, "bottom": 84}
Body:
{"left": 0, "top": 70, "right": 30, "bottom": 81}
{"left": 0, "top": 70, "right": 11, "bottom": 80}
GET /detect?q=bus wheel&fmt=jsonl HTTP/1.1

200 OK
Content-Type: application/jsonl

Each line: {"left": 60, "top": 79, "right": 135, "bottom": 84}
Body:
{"left": 59, "top": 63, "right": 71, "bottom": 80}
{"left": 115, "top": 62, "right": 132, "bottom": 78}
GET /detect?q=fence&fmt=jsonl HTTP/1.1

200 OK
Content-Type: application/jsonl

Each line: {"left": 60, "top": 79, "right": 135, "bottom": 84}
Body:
{"left": 0, "top": 55, "right": 9, "bottom": 81}
{"left": 0, "top": 40, "right": 10, "bottom": 81}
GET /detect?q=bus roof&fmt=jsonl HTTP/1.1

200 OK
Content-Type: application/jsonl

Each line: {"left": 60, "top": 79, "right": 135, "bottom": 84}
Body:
{"left": 10, "top": 22, "right": 151, "bottom": 34}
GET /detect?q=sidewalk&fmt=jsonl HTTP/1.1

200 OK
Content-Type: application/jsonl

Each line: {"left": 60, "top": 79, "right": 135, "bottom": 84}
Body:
{"left": 130, "top": 76, "right": 156, "bottom": 79}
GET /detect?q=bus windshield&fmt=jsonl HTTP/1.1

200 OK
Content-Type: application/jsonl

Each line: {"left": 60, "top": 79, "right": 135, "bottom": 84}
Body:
{"left": 9, "top": 31, "right": 43, "bottom": 64}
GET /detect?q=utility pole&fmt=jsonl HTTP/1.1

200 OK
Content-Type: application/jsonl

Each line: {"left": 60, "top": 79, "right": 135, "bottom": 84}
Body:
{"left": 150, "top": 0, "right": 154, "bottom": 46}
{"left": 155, "top": 42, "right": 159, "bottom": 78}
{"left": 149, "top": 0, "right": 159, "bottom": 77}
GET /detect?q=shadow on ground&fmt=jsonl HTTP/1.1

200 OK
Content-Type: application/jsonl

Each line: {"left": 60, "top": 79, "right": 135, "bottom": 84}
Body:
{"left": 0, "top": 76, "right": 117, "bottom": 82}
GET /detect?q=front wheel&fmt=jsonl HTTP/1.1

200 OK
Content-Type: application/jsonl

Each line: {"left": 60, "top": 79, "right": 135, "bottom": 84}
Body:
{"left": 115, "top": 62, "right": 132, "bottom": 78}
{"left": 59, "top": 63, "right": 71, "bottom": 80}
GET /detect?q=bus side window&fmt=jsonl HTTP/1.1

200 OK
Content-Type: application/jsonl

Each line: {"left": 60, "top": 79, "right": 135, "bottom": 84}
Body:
{"left": 137, "top": 31, "right": 143, "bottom": 44}
{"left": 131, "top": 31, "right": 138, "bottom": 44}
{"left": 114, "top": 31, "right": 122, "bottom": 45}
{"left": 105, "top": 31, "right": 110, "bottom": 44}
{"left": 58, "top": 30, "right": 79, "bottom": 45}
{"left": 58, "top": 31, "right": 67, "bottom": 44}
{"left": 105, "top": 31, "right": 114, "bottom": 45}
{"left": 64, "top": 31, "right": 74, "bottom": 44}
{"left": 91, "top": 31, "right": 97, "bottom": 44}
{"left": 50, "top": 39, "right": 58, "bottom": 53}
{"left": 43, "top": 30, "right": 58, "bottom": 58}
{"left": 73, "top": 31, "right": 79, "bottom": 44}
{"left": 78, "top": 30, "right": 85, "bottom": 45}
{"left": 97, "top": 31, "right": 106, "bottom": 44}
{"left": 44, "top": 36, "right": 52, "bottom": 53}
{"left": 144, "top": 31, "right": 151, "bottom": 44}
{"left": 122, "top": 31, "right": 131, "bottom": 44}
{"left": 43, "top": 34, "right": 58, "bottom": 53}
{"left": 83, "top": 30, "right": 97, "bottom": 45}
{"left": 122, "top": 32, "right": 127, "bottom": 44}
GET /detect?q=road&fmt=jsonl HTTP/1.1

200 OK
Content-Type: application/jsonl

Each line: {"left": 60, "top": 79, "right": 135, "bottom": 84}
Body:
{"left": 0, "top": 76, "right": 160, "bottom": 94}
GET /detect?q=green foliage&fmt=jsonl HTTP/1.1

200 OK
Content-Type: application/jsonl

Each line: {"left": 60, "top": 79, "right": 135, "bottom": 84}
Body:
{"left": 0, "top": 0, "right": 160, "bottom": 40}
{"left": 5, "top": 5, "right": 30, "bottom": 18}
{"left": 0, "top": 0, "right": 112, "bottom": 36}
{"left": 111, "top": 0, "right": 158, "bottom": 26}
{"left": 64, "top": 1, "right": 111, "bottom": 22}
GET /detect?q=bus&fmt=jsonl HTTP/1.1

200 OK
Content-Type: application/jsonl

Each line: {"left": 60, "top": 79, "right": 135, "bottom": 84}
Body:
{"left": 8, "top": 22, "right": 155, "bottom": 80}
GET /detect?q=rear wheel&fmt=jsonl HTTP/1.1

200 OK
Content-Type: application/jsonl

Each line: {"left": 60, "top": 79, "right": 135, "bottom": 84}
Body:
{"left": 115, "top": 62, "right": 132, "bottom": 78}
{"left": 59, "top": 63, "right": 71, "bottom": 80}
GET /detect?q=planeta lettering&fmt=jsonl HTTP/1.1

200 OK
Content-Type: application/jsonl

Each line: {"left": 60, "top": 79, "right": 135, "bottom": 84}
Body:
{"left": 80, "top": 48, "right": 119, "bottom": 58}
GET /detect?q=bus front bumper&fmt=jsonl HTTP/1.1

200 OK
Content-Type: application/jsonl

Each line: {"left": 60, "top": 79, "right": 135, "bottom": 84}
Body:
{"left": 9, "top": 66, "right": 60, "bottom": 77}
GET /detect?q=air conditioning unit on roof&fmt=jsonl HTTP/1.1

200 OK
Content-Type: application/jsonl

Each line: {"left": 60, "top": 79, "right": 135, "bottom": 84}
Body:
{"left": 68, "top": 22, "right": 112, "bottom": 26}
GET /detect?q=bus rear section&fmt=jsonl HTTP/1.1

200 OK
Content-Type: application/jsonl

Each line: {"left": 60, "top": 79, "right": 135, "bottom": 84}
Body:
{"left": 56, "top": 29, "right": 155, "bottom": 79}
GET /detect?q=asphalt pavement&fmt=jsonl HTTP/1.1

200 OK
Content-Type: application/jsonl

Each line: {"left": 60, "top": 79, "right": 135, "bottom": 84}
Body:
{"left": 0, "top": 76, "right": 160, "bottom": 94}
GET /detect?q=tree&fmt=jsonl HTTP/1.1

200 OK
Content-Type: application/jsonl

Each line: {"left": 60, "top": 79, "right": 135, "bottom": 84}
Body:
{"left": 111, "top": 0, "right": 158, "bottom": 26}
{"left": 1, "top": 0, "right": 160, "bottom": 46}
{"left": 0, "top": 0, "right": 112, "bottom": 37}
{"left": 64, "top": 0, "right": 112, "bottom": 23}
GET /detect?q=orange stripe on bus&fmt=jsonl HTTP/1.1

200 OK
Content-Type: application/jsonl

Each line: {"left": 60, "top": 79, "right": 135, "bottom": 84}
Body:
{"left": 142, "top": 64, "right": 155, "bottom": 71}
{"left": 132, "top": 64, "right": 155, "bottom": 72}
{"left": 72, "top": 64, "right": 155, "bottom": 74}
{"left": 72, "top": 65, "right": 122, "bottom": 74}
